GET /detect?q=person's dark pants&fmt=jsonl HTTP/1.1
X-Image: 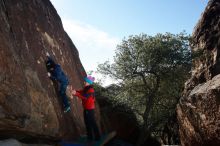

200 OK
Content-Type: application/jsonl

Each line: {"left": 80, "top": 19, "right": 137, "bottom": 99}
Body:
{"left": 59, "top": 82, "right": 69, "bottom": 108}
{"left": 84, "top": 109, "right": 101, "bottom": 141}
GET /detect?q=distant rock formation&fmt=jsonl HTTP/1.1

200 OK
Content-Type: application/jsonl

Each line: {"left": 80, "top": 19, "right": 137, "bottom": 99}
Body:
{"left": 0, "top": 0, "right": 90, "bottom": 142}
{"left": 177, "top": 0, "right": 220, "bottom": 145}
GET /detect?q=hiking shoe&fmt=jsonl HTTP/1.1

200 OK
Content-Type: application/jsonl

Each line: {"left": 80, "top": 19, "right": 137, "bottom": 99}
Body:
{"left": 64, "top": 106, "right": 71, "bottom": 113}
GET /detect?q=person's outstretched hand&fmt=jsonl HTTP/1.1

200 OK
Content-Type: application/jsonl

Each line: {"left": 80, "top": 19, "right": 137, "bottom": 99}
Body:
{"left": 72, "top": 90, "right": 76, "bottom": 95}
{"left": 68, "top": 85, "right": 76, "bottom": 95}
{"left": 72, "top": 88, "right": 76, "bottom": 95}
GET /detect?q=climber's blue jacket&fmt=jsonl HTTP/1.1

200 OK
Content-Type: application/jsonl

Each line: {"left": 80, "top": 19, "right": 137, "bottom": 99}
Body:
{"left": 51, "top": 64, "right": 69, "bottom": 84}
{"left": 47, "top": 57, "right": 69, "bottom": 84}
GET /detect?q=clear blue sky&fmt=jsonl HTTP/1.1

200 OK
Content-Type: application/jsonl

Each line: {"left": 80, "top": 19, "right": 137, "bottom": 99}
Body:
{"left": 50, "top": 0, "right": 209, "bottom": 85}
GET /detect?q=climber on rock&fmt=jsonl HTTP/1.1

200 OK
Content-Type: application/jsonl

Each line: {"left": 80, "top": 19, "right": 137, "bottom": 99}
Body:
{"left": 45, "top": 54, "right": 71, "bottom": 113}
{"left": 71, "top": 75, "right": 101, "bottom": 142}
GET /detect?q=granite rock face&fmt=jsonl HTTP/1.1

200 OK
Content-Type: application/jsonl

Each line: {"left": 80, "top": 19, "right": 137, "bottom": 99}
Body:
{"left": 0, "top": 0, "right": 89, "bottom": 141}
{"left": 177, "top": 0, "right": 220, "bottom": 145}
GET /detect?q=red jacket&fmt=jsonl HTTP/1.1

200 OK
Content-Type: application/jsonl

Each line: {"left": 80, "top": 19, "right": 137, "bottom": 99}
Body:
{"left": 75, "top": 86, "right": 95, "bottom": 110}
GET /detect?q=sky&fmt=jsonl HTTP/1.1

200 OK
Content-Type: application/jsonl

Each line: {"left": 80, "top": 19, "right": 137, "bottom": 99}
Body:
{"left": 50, "top": 0, "right": 209, "bottom": 86}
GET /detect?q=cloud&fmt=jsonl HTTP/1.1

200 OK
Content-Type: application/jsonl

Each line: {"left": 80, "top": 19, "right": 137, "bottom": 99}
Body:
{"left": 62, "top": 19, "right": 120, "bottom": 86}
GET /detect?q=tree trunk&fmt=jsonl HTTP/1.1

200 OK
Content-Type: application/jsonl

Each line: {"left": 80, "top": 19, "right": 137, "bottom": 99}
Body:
{"left": 136, "top": 123, "right": 150, "bottom": 146}
{"left": 136, "top": 94, "right": 153, "bottom": 146}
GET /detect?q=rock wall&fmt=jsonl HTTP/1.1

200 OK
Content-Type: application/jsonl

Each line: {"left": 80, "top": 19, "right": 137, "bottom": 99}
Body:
{"left": 177, "top": 0, "right": 220, "bottom": 145}
{"left": 0, "top": 0, "right": 88, "bottom": 141}
{"left": 0, "top": 138, "right": 52, "bottom": 146}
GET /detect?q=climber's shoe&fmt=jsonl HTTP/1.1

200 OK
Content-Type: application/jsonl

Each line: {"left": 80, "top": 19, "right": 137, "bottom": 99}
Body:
{"left": 64, "top": 106, "right": 71, "bottom": 113}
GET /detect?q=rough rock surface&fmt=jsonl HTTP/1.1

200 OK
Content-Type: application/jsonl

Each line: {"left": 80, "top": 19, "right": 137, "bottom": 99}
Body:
{"left": 0, "top": 0, "right": 90, "bottom": 142}
{"left": 177, "top": 0, "right": 220, "bottom": 146}
{"left": 0, "top": 138, "right": 51, "bottom": 146}
{"left": 97, "top": 96, "right": 139, "bottom": 145}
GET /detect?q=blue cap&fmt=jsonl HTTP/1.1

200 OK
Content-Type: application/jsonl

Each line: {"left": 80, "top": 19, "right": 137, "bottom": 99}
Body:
{"left": 84, "top": 76, "right": 95, "bottom": 84}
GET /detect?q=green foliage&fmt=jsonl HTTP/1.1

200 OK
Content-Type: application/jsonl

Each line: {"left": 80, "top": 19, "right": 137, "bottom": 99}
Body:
{"left": 98, "top": 32, "right": 192, "bottom": 143}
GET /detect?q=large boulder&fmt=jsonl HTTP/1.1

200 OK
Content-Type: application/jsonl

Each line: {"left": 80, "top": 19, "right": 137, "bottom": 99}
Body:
{"left": 0, "top": 0, "right": 90, "bottom": 142}
{"left": 177, "top": 0, "right": 220, "bottom": 145}
{"left": 96, "top": 90, "right": 139, "bottom": 145}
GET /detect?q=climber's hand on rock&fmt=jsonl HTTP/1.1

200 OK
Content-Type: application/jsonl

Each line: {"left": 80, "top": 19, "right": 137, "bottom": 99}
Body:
{"left": 72, "top": 89, "right": 76, "bottom": 95}
{"left": 46, "top": 52, "right": 50, "bottom": 57}
{"left": 47, "top": 72, "right": 51, "bottom": 77}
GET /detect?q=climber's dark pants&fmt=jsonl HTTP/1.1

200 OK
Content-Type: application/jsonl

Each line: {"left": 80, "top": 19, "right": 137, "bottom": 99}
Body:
{"left": 84, "top": 109, "right": 101, "bottom": 141}
{"left": 59, "top": 82, "right": 69, "bottom": 108}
